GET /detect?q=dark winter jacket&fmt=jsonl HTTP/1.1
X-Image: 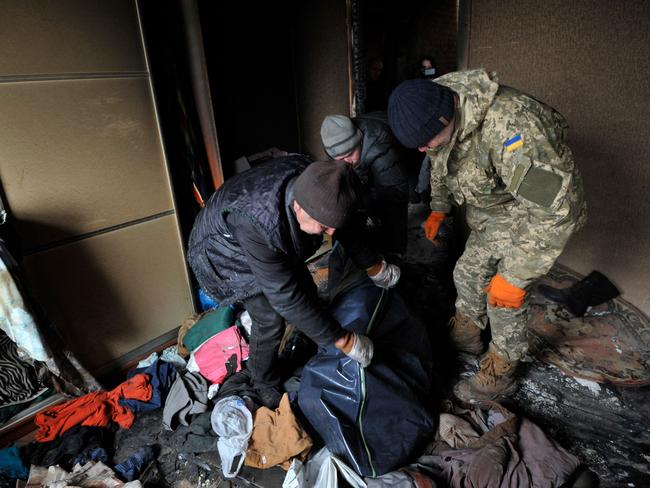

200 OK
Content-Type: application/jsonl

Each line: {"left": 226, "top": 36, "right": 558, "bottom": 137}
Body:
{"left": 354, "top": 113, "right": 409, "bottom": 255}
{"left": 187, "top": 155, "right": 344, "bottom": 346}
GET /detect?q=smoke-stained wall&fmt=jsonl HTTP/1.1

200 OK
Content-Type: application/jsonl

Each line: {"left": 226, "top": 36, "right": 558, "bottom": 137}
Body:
{"left": 463, "top": 0, "right": 650, "bottom": 315}
{"left": 0, "top": 0, "right": 194, "bottom": 370}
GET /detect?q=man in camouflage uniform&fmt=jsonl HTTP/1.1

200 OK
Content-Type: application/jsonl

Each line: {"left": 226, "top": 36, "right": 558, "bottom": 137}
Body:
{"left": 387, "top": 70, "right": 587, "bottom": 400}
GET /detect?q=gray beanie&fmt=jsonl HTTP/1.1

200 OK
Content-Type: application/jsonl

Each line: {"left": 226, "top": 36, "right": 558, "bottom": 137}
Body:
{"left": 293, "top": 161, "right": 358, "bottom": 229}
{"left": 320, "top": 115, "right": 362, "bottom": 158}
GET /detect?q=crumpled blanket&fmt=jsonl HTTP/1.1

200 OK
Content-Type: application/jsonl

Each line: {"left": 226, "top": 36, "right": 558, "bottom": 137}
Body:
{"left": 419, "top": 401, "right": 580, "bottom": 488}
{"left": 24, "top": 425, "right": 111, "bottom": 470}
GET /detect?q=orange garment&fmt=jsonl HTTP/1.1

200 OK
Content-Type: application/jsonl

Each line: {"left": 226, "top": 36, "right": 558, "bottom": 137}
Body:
{"left": 485, "top": 274, "right": 526, "bottom": 308}
{"left": 245, "top": 393, "right": 312, "bottom": 470}
{"left": 35, "top": 373, "right": 152, "bottom": 442}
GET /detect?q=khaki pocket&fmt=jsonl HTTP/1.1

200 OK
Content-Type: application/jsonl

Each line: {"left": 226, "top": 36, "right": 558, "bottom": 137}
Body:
{"left": 506, "top": 157, "right": 571, "bottom": 210}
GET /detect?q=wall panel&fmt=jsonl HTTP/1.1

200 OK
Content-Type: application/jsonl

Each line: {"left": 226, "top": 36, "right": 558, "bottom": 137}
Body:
{"left": 0, "top": 78, "right": 174, "bottom": 249}
{"left": 0, "top": 0, "right": 145, "bottom": 76}
{"left": 23, "top": 216, "right": 193, "bottom": 370}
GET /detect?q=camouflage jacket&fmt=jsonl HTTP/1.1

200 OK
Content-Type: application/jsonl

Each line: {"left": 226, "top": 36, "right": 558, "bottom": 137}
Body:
{"left": 426, "top": 70, "right": 587, "bottom": 283}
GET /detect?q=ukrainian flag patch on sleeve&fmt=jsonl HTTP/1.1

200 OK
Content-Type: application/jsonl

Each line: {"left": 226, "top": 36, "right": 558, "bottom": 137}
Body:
{"left": 505, "top": 134, "right": 523, "bottom": 152}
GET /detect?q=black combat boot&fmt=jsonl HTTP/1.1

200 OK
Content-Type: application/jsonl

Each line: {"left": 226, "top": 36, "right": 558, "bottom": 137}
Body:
{"left": 538, "top": 270, "right": 620, "bottom": 316}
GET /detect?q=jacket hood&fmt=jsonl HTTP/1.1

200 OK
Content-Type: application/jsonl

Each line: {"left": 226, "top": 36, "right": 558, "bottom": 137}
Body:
{"left": 435, "top": 69, "right": 499, "bottom": 142}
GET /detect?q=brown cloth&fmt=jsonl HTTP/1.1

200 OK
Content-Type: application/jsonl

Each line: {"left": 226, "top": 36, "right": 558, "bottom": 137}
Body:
{"left": 245, "top": 393, "right": 312, "bottom": 469}
{"left": 419, "top": 401, "right": 580, "bottom": 488}
{"left": 176, "top": 313, "right": 200, "bottom": 357}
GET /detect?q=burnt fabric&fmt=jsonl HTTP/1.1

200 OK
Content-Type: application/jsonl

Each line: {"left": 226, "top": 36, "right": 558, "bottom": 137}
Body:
{"left": 245, "top": 393, "right": 312, "bottom": 469}
{"left": 420, "top": 402, "right": 580, "bottom": 487}
{"left": 215, "top": 369, "right": 261, "bottom": 407}
{"left": 297, "top": 270, "right": 436, "bottom": 477}
{"left": 34, "top": 374, "right": 152, "bottom": 442}
{"left": 25, "top": 460, "right": 132, "bottom": 487}
{"left": 24, "top": 425, "right": 111, "bottom": 470}
{"left": 119, "top": 360, "right": 177, "bottom": 414}
{"left": 163, "top": 370, "right": 209, "bottom": 431}
{"left": 169, "top": 411, "right": 219, "bottom": 453}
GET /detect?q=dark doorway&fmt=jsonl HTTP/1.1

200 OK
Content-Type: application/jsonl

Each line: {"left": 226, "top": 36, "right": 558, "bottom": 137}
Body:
{"left": 199, "top": 2, "right": 301, "bottom": 179}
{"left": 352, "top": 0, "right": 458, "bottom": 115}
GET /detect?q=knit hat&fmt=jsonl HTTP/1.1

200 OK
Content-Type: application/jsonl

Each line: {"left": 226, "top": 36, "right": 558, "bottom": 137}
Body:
{"left": 388, "top": 79, "right": 455, "bottom": 148}
{"left": 293, "top": 161, "right": 358, "bottom": 229}
{"left": 320, "top": 115, "right": 363, "bottom": 158}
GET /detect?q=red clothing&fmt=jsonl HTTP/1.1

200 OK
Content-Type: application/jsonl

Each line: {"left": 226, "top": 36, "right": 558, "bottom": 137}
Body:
{"left": 35, "top": 373, "right": 152, "bottom": 442}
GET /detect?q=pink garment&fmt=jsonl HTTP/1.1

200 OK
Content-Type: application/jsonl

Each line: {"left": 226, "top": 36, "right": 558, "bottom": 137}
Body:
{"left": 193, "top": 326, "right": 249, "bottom": 384}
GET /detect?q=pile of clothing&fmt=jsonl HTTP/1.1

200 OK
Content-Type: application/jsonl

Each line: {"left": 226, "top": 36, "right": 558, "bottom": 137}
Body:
{"left": 1, "top": 301, "right": 315, "bottom": 487}
{"left": 1, "top": 282, "right": 590, "bottom": 487}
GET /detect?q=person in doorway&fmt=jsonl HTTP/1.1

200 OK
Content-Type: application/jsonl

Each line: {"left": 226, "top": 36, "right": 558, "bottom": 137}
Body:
{"left": 187, "top": 157, "right": 400, "bottom": 408}
{"left": 387, "top": 71, "right": 587, "bottom": 400}
{"left": 320, "top": 113, "right": 409, "bottom": 258}
{"left": 366, "top": 57, "right": 389, "bottom": 112}
{"left": 418, "top": 55, "right": 438, "bottom": 79}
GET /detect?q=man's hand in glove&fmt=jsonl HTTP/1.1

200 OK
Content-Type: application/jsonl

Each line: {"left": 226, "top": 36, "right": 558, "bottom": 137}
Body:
{"left": 423, "top": 211, "right": 446, "bottom": 244}
{"left": 366, "top": 260, "right": 401, "bottom": 289}
{"left": 485, "top": 274, "right": 526, "bottom": 308}
{"left": 335, "top": 331, "right": 374, "bottom": 367}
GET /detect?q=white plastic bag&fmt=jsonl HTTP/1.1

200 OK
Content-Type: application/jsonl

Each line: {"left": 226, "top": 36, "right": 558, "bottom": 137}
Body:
{"left": 282, "top": 447, "right": 366, "bottom": 488}
{"left": 240, "top": 310, "right": 252, "bottom": 337}
{"left": 211, "top": 396, "right": 253, "bottom": 478}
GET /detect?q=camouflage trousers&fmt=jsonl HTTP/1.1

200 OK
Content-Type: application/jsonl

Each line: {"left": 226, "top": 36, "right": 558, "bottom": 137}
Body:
{"left": 454, "top": 204, "right": 537, "bottom": 361}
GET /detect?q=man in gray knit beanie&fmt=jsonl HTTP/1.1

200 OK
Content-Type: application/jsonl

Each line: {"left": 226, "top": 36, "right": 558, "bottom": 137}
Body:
{"left": 320, "top": 113, "right": 409, "bottom": 258}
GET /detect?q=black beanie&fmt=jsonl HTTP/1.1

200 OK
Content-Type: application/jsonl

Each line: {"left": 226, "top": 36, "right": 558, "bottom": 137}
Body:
{"left": 388, "top": 79, "right": 455, "bottom": 148}
{"left": 293, "top": 161, "right": 358, "bottom": 229}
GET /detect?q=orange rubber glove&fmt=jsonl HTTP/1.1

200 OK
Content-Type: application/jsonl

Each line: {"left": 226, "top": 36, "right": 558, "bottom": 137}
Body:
{"left": 423, "top": 211, "right": 446, "bottom": 242}
{"left": 485, "top": 274, "right": 526, "bottom": 308}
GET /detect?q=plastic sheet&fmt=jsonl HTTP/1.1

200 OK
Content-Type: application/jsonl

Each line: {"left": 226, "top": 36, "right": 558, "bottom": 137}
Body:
{"left": 210, "top": 396, "right": 252, "bottom": 478}
{"left": 282, "top": 447, "right": 366, "bottom": 488}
